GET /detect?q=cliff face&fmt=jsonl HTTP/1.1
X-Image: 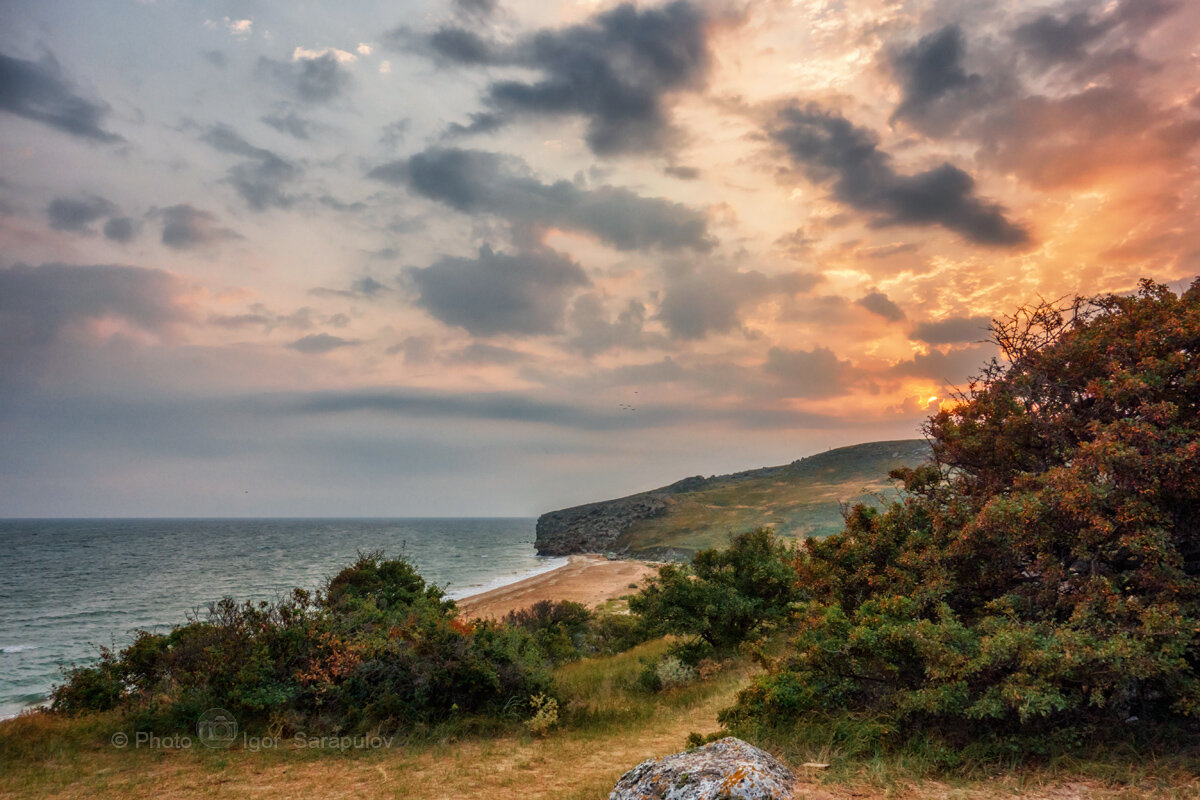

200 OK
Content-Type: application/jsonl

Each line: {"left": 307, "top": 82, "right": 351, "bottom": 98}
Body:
{"left": 535, "top": 439, "right": 931, "bottom": 558}
{"left": 534, "top": 493, "right": 669, "bottom": 556}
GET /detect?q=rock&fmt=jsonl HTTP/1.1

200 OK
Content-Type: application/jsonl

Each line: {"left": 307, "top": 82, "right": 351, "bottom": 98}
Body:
{"left": 535, "top": 493, "right": 669, "bottom": 556}
{"left": 609, "top": 737, "right": 795, "bottom": 800}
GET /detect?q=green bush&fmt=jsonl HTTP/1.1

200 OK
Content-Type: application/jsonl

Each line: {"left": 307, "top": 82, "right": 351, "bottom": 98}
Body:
{"left": 503, "top": 599, "right": 653, "bottom": 663}
{"left": 630, "top": 527, "right": 802, "bottom": 663}
{"left": 52, "top": 553, "right": 552, "bottom": 733}
{"left": 724, "top": 280, "right": 1200, "bottom": 756}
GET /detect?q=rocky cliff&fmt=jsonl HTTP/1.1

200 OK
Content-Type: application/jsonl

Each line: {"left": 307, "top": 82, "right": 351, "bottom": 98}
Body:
{"left": 534, "top": 492, "right": 671, "bottom": 556}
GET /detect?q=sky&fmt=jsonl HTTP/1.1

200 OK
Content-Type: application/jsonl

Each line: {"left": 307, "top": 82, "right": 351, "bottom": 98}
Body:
{"left": 0, "top": 0, "right": 1197, "bottom": 517}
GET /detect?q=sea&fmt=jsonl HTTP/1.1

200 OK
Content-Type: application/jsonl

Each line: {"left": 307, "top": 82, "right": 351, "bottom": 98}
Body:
{"left": 0, "top": 518, "right": 561, "bottom": 720}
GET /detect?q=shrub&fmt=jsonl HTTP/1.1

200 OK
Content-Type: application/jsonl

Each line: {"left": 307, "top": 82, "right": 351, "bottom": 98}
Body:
{"left": 504, "top": 600, "right": 593, "bottom": 663}
{"left": 725, "top": 280, "right": 1200, "bottom": 755}
{"left": 52, "top": 554, "right": 552, "bottom": 733}
{"left": 524, "top": 693, "right": 559, "bottom": 736}
{"left": 629, "top": 528, "right": 802, "bottom": 662}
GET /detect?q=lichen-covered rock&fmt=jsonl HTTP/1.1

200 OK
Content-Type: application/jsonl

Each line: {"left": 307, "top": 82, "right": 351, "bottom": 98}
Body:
{"left": 609, "top": 737, "right": 794, "bottom": 800}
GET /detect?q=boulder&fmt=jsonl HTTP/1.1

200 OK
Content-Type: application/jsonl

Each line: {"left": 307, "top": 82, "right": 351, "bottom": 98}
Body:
{"left": 609, "top": 737, "right": 794, "bottom": 800}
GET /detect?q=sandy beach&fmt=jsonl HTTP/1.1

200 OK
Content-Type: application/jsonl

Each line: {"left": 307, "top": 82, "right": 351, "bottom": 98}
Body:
{"left": 456, "top": 555, "right": 657, "bottom": 619}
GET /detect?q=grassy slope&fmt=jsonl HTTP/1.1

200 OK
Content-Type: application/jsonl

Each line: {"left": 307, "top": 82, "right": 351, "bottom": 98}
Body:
{"left": 618, "top": 439, "right": 931, "bottom": 556}
{"left": 4, "top": 640, "right": 1196, "bottom": 799}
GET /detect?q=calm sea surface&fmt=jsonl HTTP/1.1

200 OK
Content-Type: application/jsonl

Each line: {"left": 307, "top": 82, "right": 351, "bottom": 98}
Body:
{"left": 0, "top": 518, "right": 558, "bottom": 719}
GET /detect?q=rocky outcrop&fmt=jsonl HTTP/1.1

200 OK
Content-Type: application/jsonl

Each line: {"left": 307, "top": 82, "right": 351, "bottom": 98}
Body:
{"left": 535, "top": 492, "right": 668, "bottom": 556}
{"left": 609, "top": 737, "right": 795, "bottom": 800}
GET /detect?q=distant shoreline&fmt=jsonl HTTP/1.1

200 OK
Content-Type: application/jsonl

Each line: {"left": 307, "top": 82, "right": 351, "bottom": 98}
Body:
{"left": 456, "top": 554, "right": 656, "bottom": 619}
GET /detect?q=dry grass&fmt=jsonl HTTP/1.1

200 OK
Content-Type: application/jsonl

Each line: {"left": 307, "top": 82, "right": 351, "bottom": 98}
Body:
{"left": 3, "top": 641, "right": 1198, "bottom": 800}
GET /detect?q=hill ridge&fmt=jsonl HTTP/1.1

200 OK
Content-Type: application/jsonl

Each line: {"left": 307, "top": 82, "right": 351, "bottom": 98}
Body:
{"left": 535, "top": 439, "right": 931, "bottom": 559}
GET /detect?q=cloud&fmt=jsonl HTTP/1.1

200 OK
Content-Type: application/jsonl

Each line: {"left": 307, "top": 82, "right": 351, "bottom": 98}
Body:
{"left": 419, "top": 0, "right": 713, "bottom": 154}
{"left": 406, "top": 244, "right": 589, "bottom": 337}
{"left": 370, "top": 147, "right": 713, "bottom": 252}
{"left": 292, "top": 46, "right": 357, "bottom": 64}
{"left": 223, "top": 17, "right": 252, "bottom": 37}
{"left": 257, "top": 53, "right": 351, "bottom": 103}
{"left": 568, "top": 294, "right": 663, "bottom": 357}
{"left": 279, "top": 387, "right": 678, "bottom": 431}
{"left": 909, "top": 315, "right": 991, "bottom": 345}
{"left": 46, "top": 195, "right": 118, "bottom": 232}
{"left": 0, "top": 263, "right": 192, "bottom": 354}
{"left": 447, "top": 342, "right": 528, "bottom": 365}
{"left": 202, "top": 50, "right": 228, "bottom": 68}
{"left": 379, "top": 119, "right": 409, "bottom": 149}
{"left": 0, "top": 52, "right": 121, "bottom": 142}
{"left": 286, "top": 333, "right": 359, "bottom": 354}
{"left": 657, "top": 264, "right": 821, "bottom": 340}
{"left": 199, "top": 123, "right": 300, "bottom": 210}
{"left": 453, "top": 0, "right": 498, "bottom": 20}
{"left": 891, "top": 343, "right": 996, "bottom": 383}
{"left": 262, "top": 110, "right": 314, "bottom": 140}
{"left": 764, "top": 346, "right": 858, "bottom": 399}
{"left": 768, "top": 103, "right": 1030, "bottom": 247}
{"left": 889, "top": 26, "right": 984, "bottom": 129}
{"left": 1012, "top": 0, "right": 1176, "bottom": 66}
{"left": 158, "top": 204, "right": 239, "bottom": 249}
{"left": 103, "top": 217, "right": 138, "bottom": 243}
{"left": 856, "top": 290, "right": 906, "bottom": 321}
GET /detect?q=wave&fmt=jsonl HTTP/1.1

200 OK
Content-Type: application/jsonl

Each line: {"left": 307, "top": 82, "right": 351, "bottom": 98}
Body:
{"left": 1, "top": 644, "right": 38, "bottom": 654}
{"left": 444, "top": 556, "right": 569, "bottom": 601}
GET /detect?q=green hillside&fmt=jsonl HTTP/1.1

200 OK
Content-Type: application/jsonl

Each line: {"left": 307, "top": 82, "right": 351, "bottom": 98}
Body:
{"left": 535, "top": 439, "right": 932, "bottom": 559}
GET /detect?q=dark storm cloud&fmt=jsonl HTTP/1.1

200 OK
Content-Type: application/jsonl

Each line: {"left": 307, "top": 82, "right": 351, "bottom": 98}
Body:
{"left": 406, "top": 244, "right": 589, "bottom": 336}
{"left": 418, "top": 1, "right": 712, "bottom": 154}
{"left": 202, "top": 50, "right": 228, "bottom": 68}
{"left": 657, "top": 266, "right": 821, "bottom": 340}
{"left": 0, "top": 263, "right": 191, "bottom": 351}
{"left": 764, "top": 346, "right": 858, "bottom": 399}
{"left": 158, "top": 204, "right": 239, "bottom": 249}
{"left": 1013, "top": 0, "right": 1176, "bottom": 66}
{"left": 768, "top": 103, "right": 1030, "bottom": 247}
{"left": 103, "top": 217, "right": 138, "bottom": 243}
{"left": 0, "top": 52, "right": 121, "bottom": 142}
{"left": 369, "top": 147, "right": 712, "bottom": 252}
{"left": 910, "top": 315, "right": 991, "bottom": 345}
{"left": 257, "top": 54, "right": 350, "bottom": 103}
{"left": 856, "top": 290, "right": 906, "bottom": 322}
{"left": 262, "top": 110, "right": 315, "bottom": 140}
{"left": 200, "top": 124, "right": 300, "bottom": 210}
{"left": 889, "top": 26, "right": 982, "bottom": 126}
{"left": 877, "top": 3, "right": 1193, "bottom": 191}
{"left": 286, "top": 333, "right": 360, "bottom": 354}
{"left": 46, "top": 195, "right": 117, "bottom": 232}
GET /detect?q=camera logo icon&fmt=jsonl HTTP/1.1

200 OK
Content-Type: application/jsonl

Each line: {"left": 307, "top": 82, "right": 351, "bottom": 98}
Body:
{"left": 197, "top": 708, "right": 238, "bottom": 749}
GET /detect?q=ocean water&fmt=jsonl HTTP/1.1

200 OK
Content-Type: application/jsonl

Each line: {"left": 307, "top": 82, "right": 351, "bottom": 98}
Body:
{"left": 0, "top": 518, "right": 560, "bottom": 720}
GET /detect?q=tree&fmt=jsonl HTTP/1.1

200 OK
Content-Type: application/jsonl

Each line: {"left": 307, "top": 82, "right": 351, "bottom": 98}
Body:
{"left": 630, "top": 528, "right": 801, "bottom": 660}
{"left": 725, "top": 279, "right": 1200, "bottom": 752}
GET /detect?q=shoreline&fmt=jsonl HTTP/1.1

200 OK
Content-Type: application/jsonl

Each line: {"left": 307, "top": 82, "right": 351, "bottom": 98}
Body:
{"left": 443, "top": 554, "right": 570, "bottom": 601}
{"left": 456, "top": 554, "right": 657, "bottom": 619}
{"left": 0, "top": 554, "right": 657, "bottom": 721}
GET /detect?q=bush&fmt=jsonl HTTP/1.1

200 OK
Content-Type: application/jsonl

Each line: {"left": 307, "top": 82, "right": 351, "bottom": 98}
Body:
{"left": 504, "top": 600, "right": 593, "bottom": 663}
{"left": 725, "top": 280, "right": 1200, "bottom": 756}
{"left": 629, "top": 528, "right": 802, "bottom": 663}
{"left": 53, "top": 553, "right": 552, "bottom": 733}
{"left": 503, "top": 599, "right": 653, "bottom": 663}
